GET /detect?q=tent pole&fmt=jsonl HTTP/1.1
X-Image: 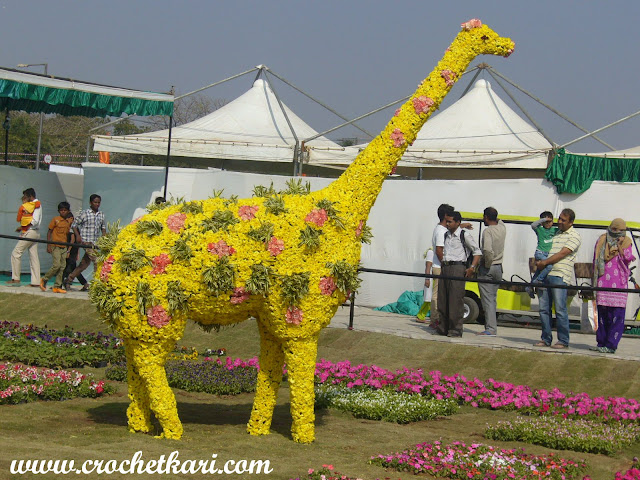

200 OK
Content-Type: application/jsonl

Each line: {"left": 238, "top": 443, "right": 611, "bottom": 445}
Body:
{"left": 163, "top": 115, "right": 174, "bottom": 199}
{"left": 3, "top": 106, "right": 9, "bottom": 165}
{"left": 304, "top": 95, "right": 409, "bottom": 143}
{"left": 174, "top": 67, "right": 259, "bottom": 101}
{"left": 266, "top": 69, "right": 376, "bottom": 140}
{"left": 292, "top": 142, "right": 299, "bottom": 176}
{"left": 485, "top": 69, "right": 557, "bottom": 148}
{"left": 487, "top": 66, "right": 616, "bottom": 151}
{"left": 561, "top": 110, "right": 640, "bottom": 149}
{"left": 458, "top": 66, "right": 482, "bottom": 98}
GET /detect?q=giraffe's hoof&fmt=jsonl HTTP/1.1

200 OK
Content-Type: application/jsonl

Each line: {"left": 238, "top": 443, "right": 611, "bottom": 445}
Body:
{"left": 247, "top": 422, "right": 271, "bottom": 436}
{"left": 291, "top": 426, "right": 315, "bottom": 444}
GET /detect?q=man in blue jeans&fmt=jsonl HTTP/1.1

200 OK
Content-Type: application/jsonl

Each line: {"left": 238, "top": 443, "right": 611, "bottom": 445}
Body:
{"left": 534, "top": 209, "right": 581, "bottom": 349}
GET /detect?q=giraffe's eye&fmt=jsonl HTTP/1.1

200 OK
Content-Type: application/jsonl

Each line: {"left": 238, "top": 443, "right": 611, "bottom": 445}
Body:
{"left": 481, "top": 35, "right": 489, "bottom": 41}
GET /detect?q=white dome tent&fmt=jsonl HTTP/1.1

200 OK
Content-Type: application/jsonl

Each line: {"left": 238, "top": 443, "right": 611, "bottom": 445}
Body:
{"left": 313, "top": 79, "right": 554, "bottom": 169}
{"left": 93, "top": 78, "right": 351, "bottom": 166}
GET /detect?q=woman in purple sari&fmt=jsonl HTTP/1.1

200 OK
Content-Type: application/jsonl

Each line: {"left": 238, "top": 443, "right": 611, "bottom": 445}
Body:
{"left": 591, "top": 218, "right": 635, "bottom": 353}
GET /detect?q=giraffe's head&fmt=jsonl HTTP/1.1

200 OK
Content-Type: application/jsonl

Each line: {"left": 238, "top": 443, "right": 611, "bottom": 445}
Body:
{"left": 459, "top": 19, "right": 515, "bottom": 58}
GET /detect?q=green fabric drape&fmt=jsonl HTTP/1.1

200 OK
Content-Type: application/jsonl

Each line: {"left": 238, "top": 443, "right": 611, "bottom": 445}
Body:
{"left": 0, "top": 79, "right": 173, "bottom": 117}
{"left": 545, "top": 148, "right": 640, "bottom": 194}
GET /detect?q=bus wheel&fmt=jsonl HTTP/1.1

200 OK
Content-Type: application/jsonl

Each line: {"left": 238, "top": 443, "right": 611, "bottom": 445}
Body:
{"left": 463, "top": 296, "right": 480, "bottom": 324}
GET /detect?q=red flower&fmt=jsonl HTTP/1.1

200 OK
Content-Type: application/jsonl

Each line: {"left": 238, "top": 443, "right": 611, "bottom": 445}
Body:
{"left": 355, "top": 220, "right": 364, "bottom": 237}
{"left": 390, "top": 128, "right": 406, "bottom": 148}
{"left": 461, "top": 18, "right": 482, "bottom": 30}
{"left": 305, "top": 208, "right": 328, "bottom": 227}
{"left": 412, "top": 96, "right": 434, "bottom": 115}
{"left": 440, "top": 69, "right": 456, "bottom": 87}
{"left": 208, "top": 240, "right": 236, "bottom": 258}
{"left": 150, "top": 253, "right": 172, "bottom": 275}
{"left": 285, "top": 306, "right": 303, "bottom": 325}
{"left": 147, "top": 305, "right": 171, "bottom": 328}
{"left": 230, "top": 287, "right": 250, "bottom": 304}
{"left": 238, "top": 205, "right": 259, "bottom": 221}
{"left": 319, "top": 277, "right": 337, "bottom": 295}
{"left": 267, "top": 237, "right": 285, "bottom": 256}
{"left": 166, "top": 212, "right": 187, "bottom": 233}
{"left": 100, "top": 255, "right": 115, "bottom": 282}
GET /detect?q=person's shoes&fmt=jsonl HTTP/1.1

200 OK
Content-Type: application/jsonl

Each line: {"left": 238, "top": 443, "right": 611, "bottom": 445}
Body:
{"left": 589, "top": 346, "right": 601, "bottom": 351}
{"left": 447, "top": 333, "right": 462, "bottom": 338}
{"left": 39, "top": 279, "right": 47, "bottom": 292}
{"left": 52, "top": 287, "right": 67, "bottom": 294}
{"left": 525, "top": 287, "right": 535, "bottom": 299}
{"left": 415, "top": 317, "right": 427, "bottom": 323}
{"left": 80, "top": 284, "right": 89, "bottom": 292}
{"left": 5, "top": 279, "right": 21, "bottom": 285}
{"left": 29, "top": 284, "right": 41, "bottom": 288}
{"left": 425, "top": 326, "right": 438, "bottom": 335}
{"left": 597, "top": 346, "right": 615, "bottom": 354}
{"left": 534, "top": 341, "right": 550, "bottom": 347}
{"left": 550, "top": 343, "right": 568, "bottom": 349}
{"left": 476, "top": 330, "right": 497, "bottom": 336}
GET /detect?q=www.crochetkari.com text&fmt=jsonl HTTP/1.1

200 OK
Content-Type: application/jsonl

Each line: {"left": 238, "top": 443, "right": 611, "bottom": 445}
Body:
{"left": 10, "top": 451, "right": 273, "bottom": 476}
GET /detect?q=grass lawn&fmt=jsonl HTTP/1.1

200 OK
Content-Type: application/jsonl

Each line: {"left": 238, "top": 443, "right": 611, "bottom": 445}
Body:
{"left": 1, "top": 292, "right": 638, "bottom": 480}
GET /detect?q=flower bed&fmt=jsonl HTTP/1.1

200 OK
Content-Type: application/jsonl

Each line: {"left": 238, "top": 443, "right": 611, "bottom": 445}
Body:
{"left": 0, "top": 363, "right": 114, "bottom": 404}
{"left": 315, "top": 360, "right": 640, "bottom": 422}
{"left": 486, "top": 415, "right": 640, "bottom": 455}
{"left": 316, "top": 384, "right": 457, "bottom": 423}
{"left": 289, "top": 465, "right": 368, "bottom": 480}
{"left": 369, "top": 441, "right": 587, "bottom": 479}
{"left": 0, "top": 321, "right": 124, "bottom": 368}
{"left": 105, "top": 357, "right": 259, "bottom": 396}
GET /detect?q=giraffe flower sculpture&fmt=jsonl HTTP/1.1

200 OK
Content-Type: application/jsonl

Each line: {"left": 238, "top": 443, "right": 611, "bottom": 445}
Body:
{"left": 90, "top": 21, "right": 514, "bottom": 443}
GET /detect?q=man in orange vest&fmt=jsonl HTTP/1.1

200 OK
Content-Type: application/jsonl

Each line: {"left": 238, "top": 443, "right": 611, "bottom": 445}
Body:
{"left": 6, "top": 188, "right": 42, "bottom": 287}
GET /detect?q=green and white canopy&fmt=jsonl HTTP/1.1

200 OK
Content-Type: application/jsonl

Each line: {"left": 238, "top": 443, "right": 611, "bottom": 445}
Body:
{"left": 0, "top": 67, "right": 173, "bottom": 117}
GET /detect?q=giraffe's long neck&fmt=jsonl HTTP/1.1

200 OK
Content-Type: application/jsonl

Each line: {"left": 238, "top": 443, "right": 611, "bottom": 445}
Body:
{"left": 324, "top": 25, "right": 513, "bottom": 222}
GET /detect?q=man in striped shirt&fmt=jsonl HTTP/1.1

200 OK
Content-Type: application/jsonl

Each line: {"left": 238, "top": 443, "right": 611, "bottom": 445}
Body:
{"left": 534, "top": 208, "right": 581, "bottom": 349}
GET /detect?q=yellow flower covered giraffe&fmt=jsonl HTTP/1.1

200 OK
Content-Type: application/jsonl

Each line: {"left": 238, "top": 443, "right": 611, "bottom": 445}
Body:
{"left": 91, "top": 20, "right": 514, "bottom": 443}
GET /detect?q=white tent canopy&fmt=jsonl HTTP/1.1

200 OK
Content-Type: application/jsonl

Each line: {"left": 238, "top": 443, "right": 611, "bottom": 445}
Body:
{"left": 93, "top": 79, "right": 349, "bottom": 163}
{"left": 314, "top": 79, "right": 554, "bottom": 169}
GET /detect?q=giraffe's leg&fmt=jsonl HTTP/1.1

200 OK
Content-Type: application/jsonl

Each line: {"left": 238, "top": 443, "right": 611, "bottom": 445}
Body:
{"left": 247, "top": 321, "right": 285, "bottom": 436}
{"left": 134, "top": 339, "right": 183, "bottom": 439}
{"left": 124, "top": 339, "right": 152, "bottom": 433}
{"left": 283, "top": 334, "right": 318, "bottom": 444}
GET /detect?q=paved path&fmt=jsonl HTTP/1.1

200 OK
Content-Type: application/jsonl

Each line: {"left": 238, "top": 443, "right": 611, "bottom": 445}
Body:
{"left": 2, "top": 282, "right": 639, "bottom": 362}
{"left": 328, "top": 305, "right": 640, "bottom": 362}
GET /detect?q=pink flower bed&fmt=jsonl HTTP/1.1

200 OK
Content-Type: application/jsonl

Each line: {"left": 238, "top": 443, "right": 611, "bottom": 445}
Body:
{"left": 314, "top": 360, "right": 640, "bottom": 422}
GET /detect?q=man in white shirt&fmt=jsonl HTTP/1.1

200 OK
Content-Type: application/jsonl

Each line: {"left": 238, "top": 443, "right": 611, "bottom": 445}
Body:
{"left": 6, "top": 188, "right": 42, "bottom": 287}
{"left": 421, "top": 204, "right": 453, "bottom": 329}
{"left": 436, "top": 211, "right": 481, "bottom": 337}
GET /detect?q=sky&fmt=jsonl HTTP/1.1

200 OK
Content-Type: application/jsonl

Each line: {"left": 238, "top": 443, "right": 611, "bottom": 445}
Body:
{"left": 1, "top": 0, "right": 639, "bottom": 152}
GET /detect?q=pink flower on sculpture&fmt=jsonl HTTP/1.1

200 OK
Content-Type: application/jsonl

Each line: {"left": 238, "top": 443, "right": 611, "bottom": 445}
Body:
{"left": 100, "top": 255, "right": 115, "bottom": 282}
{"left": 505, "top": 44, "right": 515, "bottom": 57}
{"left": 390, "top": 128, "right": 406, "bottom": 148}
{"left": 230, "top": 287, "right": 250, "bottom": 304}
{"left": 390, "top": 166, "right": 398, "bottom": 175}
{"left": 461, "top": 18, "right": 482, "bottom": 30}
{"left": 150, "top": 253, "right": 172, "bottom": 275}
{"left": 305, "top": 208, "right": 328, "bottom": 227}
{"left": 440, "top": 69, "right": 456, "bottom": 87}
{"left": 238, "top": 205, "right": 259, "bottom": 221}
{"left": 129, "top": 216, "right": 144, "bottom": 225}
{"left": 147, "top": 305, "right": 171, "bottom": 328}
{"left": 394, "top": 108, "right": 401, "bottom": 117}
{"left": 166, "top": 212, "right": 187, "bottom": 233}
{"left": 207, "top": 240, "right": 236, "bottom": 258}
{"left": 355, "top": 220, "right": 364, "bottom": 237}
{"left": 319, "top": 276, "right": 337, "bottom": 296}
{"left": 412, "top": 96, "right": 434, "bottom": 115}
{"left": 267, "top": 237, "right": 285, "bottom": 256}
{"left": 285, "top": 306, "right": 303, "bottom": 325}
